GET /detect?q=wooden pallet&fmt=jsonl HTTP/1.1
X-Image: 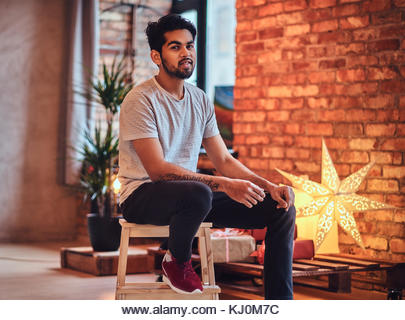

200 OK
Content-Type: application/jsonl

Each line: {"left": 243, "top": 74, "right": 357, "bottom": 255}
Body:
{"left": 61, "top": 245, "right": 153, "bottom": 276}
{"left": 218, "top": 254, "right": 404, "bottom": 296}
{"left": 147, "top": 246, "right": 405, "bottom": 298}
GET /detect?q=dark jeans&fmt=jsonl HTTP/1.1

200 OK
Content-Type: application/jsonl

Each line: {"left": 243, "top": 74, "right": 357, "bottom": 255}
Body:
{"left": 121, "top": 180, "right": 296, "bottom": 300}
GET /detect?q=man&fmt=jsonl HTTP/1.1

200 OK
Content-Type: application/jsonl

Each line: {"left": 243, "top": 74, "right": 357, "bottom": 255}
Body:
{"left": 118, "top": 14, "right": 296, "bottom": 300}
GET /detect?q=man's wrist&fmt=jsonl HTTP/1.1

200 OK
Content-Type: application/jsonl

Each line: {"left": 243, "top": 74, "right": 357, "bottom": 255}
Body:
{"left": 264, "top": 180, "right": 278, "bottom": 193}
{"left": 215, "top": 176, "right": 231, "bottom": 193}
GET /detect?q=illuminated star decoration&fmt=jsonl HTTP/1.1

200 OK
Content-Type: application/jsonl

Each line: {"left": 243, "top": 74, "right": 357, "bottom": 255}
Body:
{"left": 276, "top": 139, "right": 394, "bottom": 251}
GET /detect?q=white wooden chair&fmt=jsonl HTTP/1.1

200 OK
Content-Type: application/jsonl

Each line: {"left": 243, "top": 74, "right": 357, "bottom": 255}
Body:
{"left": 115, "top": 219, "right": 220, "bottom": 300}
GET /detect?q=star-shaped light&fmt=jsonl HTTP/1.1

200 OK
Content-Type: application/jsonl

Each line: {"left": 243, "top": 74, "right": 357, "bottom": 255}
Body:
{"left": 276, "top": 139, "right": 394, "bottom": 251}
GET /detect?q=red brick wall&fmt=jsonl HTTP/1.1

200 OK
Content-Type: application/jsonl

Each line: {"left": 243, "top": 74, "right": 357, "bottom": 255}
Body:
{"left": 234, "top": 0, "right": 405, "bottom": 263}
{"left": 92, "top": 0, "right": 171, "bottom": 133}
{"left": 99, "top": 0, "right": 171, "bottom": 82}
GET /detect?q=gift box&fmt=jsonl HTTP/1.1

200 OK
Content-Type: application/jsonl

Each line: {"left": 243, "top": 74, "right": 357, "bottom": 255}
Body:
{"left": 210, "top": 229, "right": 256, "bottom": 263}
{"left": 251, "top": 238, "right": 315, "bottom": 265}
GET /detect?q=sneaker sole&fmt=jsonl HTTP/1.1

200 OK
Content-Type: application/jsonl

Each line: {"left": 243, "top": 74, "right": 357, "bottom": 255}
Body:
{"left": 162, "top": 275, "right": 202, "bottom": 295}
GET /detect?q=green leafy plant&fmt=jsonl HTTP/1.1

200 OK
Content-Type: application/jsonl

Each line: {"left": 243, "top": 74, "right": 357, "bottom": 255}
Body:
{"left": 84, "top": 57, "right": 133, "bottom": 125}
{"left": 79, "top": 126, "right": 119, "bottom": 217}
{"left": 78, "top": 56, "right": 133, "bottom": 218}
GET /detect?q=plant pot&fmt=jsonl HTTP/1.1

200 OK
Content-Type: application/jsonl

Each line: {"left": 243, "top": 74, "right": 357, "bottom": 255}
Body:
{"left": 87, "top": 213, "right": 122, "bottom": 252}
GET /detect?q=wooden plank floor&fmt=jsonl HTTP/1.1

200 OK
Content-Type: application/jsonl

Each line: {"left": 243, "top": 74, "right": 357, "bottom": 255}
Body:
{"left": 0, "top": 242, "right": 386, "bottom": 300}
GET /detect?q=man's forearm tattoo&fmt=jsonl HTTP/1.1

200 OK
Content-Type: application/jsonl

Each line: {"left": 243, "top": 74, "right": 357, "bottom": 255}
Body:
{"left": 158, "top": 173, "right": 220, "bottom": 191}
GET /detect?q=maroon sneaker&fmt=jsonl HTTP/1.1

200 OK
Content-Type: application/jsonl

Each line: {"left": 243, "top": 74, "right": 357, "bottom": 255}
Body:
{"left": 161, "top": 251, "right": 203, "bottom": 294}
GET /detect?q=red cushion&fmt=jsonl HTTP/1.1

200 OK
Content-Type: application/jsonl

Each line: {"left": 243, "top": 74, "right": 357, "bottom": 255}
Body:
{"left": 252, "top": 238, "right": 314, "bottom": 264}
{"left": 293, "top": 239, "right": 314, "bottom": 259}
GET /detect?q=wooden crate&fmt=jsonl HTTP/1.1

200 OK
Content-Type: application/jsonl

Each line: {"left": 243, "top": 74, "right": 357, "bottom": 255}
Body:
{"left": 60, "top": 245, "right": 154, "bottom": 276}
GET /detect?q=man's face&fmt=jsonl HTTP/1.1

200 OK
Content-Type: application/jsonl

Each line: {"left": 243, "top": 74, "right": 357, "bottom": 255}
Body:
{"left": 159, "top": 29, "right": 196, "bottom": 79}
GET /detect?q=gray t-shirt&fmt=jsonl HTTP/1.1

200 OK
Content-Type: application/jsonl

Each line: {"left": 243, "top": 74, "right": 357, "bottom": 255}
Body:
{"left": 118, "top": 77, "right": 219, "bottom": 204}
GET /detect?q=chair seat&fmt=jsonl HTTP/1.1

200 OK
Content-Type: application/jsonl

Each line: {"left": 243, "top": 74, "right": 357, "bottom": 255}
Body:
{"left": 119, "top": 221, "right": 213, "bottom": 238}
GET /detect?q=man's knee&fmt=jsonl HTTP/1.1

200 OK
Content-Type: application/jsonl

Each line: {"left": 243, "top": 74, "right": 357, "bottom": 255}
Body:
{"left": 286, "top": 205, "right": 296, "bottom": 226}
{"left": 288, "top": 205, "right": 296, "bottom": 219}
{"left": 179, "top": 181, "right": 213, "bottom": 213}
{"left": 273, "top": 205, "right": 296, "bottom": 230}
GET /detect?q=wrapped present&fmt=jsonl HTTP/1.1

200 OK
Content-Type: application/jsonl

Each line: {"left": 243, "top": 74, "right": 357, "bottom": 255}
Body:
{"left": 210, "top": 228, "right": 256, "bottom": 263}
{"left": 250, "top": 238, "right": 315, "bottom": 265}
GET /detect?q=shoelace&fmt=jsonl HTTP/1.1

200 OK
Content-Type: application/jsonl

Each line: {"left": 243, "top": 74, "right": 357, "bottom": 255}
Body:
{"left": 181, "top": 261, "right": 196, "bottom": 279}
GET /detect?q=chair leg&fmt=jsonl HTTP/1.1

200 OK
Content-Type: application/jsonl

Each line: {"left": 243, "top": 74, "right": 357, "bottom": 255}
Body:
{"left": 200, "top": 226, "right": 219, "bottom": 299}
{"left": 116, "top": 227, "right": 130, "bottom": 299}
{"left": 204, "top": 227, "right": 216, "bottom": 286}
{"left": 198, "top": 229, "right": 209, "bottom": 285}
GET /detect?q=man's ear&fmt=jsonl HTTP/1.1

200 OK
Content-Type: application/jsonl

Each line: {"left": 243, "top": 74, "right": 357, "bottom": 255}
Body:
{"left": 150, "top": 49, "right": 162, "bottom": 66}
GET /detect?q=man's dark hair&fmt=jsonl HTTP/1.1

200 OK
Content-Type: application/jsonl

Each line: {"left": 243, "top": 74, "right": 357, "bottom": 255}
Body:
{"left": 145, "top": 14, "right": 197, "bottom": 53}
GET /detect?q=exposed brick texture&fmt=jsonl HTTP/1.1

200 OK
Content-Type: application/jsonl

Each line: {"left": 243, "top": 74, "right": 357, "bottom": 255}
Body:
{"left": 94, "top": 0, "right": 171, "bottom": 132}
{"left": 78, "top": 0, "right": 171, "bottom": 240}
{"left": 235, "top": 0, "right": 405, "bottom": 265}
{"left": 99, "top": 0, "right": 171, "bottom": 82}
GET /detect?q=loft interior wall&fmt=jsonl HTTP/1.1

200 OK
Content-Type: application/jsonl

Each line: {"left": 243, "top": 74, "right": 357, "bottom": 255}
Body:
{"left": 0, "top": 0, "right": 78, "bottom": 242}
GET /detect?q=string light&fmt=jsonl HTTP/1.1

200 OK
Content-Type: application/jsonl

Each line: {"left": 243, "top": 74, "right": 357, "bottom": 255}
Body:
{"left": 113, "top": 176, "right": 121, "bottom": 195}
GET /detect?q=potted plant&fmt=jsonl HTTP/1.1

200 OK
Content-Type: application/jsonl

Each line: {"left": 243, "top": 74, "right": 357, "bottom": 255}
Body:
{"left": 78, "top": 56, "right": 133, "bottom": 251}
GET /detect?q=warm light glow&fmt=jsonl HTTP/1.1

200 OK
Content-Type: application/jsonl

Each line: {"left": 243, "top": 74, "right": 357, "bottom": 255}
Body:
{"left": 277, "top": 139, "right": 394, "bottom": 252}
{"left": 293, "top": 187, "right": 339, "bottom": 254}
{"left": 113, "top": 177, "right": 121, "bottom": 194}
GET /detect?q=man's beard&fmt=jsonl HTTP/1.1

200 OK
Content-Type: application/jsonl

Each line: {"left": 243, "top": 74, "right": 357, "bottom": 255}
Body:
{"left": 161, "top": 58, "right": 194, "bottom": 79}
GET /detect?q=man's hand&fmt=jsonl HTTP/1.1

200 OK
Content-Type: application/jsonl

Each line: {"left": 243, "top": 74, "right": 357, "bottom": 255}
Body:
{"left": 202, "top": 135, "right": 296, "bottom": 211}
{"left": 223, "top": 178, "right": 266, "bottom": 208}
{"left": 267, "top": 185, "right": 295, "bottom": 211}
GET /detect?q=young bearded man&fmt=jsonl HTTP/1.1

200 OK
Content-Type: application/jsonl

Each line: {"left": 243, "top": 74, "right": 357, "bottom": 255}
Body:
{"left": 118, "top": 14, "right": 296, "bottom": 300}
